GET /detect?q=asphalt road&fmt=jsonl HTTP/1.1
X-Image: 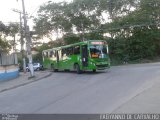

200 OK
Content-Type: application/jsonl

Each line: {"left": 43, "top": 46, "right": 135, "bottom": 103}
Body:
{"left": 0, "top": 63, "right": 160, "bottom": 113}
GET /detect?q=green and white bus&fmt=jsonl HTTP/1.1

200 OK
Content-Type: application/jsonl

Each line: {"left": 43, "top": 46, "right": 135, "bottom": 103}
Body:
{"left": 42, "top": 40, "right": 110, "bottom": 74}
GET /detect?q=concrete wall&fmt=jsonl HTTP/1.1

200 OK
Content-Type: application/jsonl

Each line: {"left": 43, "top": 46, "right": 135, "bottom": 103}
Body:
{"left": 0, "top": 65, "right": 19, "bottom": 81}
{"left": 0, "top": 53, "right": 18, "bottom": 66}
{"left": 0, "top": 53, "right": 19, "bottom": 81}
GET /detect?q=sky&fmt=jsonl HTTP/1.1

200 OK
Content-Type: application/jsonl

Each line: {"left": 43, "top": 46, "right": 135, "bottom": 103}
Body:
{"left": 0, "top": 0, "right": 71, "bottom": 28}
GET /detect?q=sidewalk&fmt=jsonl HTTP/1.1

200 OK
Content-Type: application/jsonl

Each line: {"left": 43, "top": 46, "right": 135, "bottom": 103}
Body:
{"left": 114, "top": 79, "right": 160, "bottom": 113}
{"left": 0, "top": 70, "right": 52, "bottom": 93}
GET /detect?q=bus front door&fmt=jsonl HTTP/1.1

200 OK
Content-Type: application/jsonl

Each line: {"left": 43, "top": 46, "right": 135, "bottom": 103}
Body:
{"left": 82, "top": 45, "right": 88, "bottom": 67}
{"left": 55, "top": 50, "right": 59, "bottom": 69}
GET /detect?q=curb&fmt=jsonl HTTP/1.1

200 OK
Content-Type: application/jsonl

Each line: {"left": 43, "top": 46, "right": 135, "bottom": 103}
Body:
{"left": 0, "top": 72, "right": 52, "bottom": 93}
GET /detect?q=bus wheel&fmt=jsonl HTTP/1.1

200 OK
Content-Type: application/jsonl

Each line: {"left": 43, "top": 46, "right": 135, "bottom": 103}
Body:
{"left": 53, "top": 67, "right": 58, "bottom": 72}
{"left": 51, "top": 64, "right": 58, "bottom": 72}
{"left": 75, "top": 64, "right": 82, "bottom": 74}
{"left": 54, "top": 69, "right": 58, "bottom": 72}
{"left": 93, "top": 69, "right": 96, "bottom": 73}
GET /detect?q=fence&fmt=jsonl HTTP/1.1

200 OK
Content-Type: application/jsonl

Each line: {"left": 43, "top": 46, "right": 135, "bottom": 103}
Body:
{"left": 0, "top": 53, "right": 18, "bottom": 66}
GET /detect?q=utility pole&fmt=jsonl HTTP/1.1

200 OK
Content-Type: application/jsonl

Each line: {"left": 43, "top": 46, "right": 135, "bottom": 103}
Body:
{"left": 12, "top": 9, "right": 26, "bottom": 73}
{"left": 21, "top": 0, "right": 34, "bottom": 76}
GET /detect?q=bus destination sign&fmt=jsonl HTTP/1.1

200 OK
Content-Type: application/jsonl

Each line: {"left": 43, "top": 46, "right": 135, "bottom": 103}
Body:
{"left": 91, "top": 42, "right": 106, "bottom": 45}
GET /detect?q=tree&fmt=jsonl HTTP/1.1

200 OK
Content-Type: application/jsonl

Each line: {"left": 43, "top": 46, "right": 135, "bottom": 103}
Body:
{"left": 34, "top": 2, "right": 72, "bottom": 39}
{"left": 34, "top": 0, "right": 102, "bottom": 41}
{"left": 33, "top": 0, "right": 160, "bottom": 64}
{"left": 0, "top": 37, "right": 11, "bottom": 52}
{"left": 6, "top": 23, "right": 19, "bottom": 52}
{"left": 0, "top": 21, "right": 11, "bottom": 52}
{"left": 99, "top": 0, "right": 139, "bottom": 21}
{"left": 103, "top": 0, "right": 160, "bottom": 62}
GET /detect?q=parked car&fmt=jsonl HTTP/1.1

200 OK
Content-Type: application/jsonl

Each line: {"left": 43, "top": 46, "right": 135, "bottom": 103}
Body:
{"left": 26, "top": 63, "right": 43, "bottom": 71}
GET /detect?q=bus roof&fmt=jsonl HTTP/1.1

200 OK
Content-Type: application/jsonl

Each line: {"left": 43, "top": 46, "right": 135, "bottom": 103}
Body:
{"left": 42, "top": 40, "right": 106, "bottom": 52}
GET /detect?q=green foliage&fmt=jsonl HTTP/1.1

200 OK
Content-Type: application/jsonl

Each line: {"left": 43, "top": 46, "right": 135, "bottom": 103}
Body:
{"left": 99, "top": 0, "right": 139, "bottom": 21}
{"left": 103, "top": 0, "right": 160, "bottom": 64}
{"left": 0, "top": 21, "right": 20, "bottom": 52}
{"left": 0, "top": 37, "right": 11, "bottom": 52}
{"left": 6, "top": 23, "right": 19, "bottom": 36}
{"left": 85, "top": 32, "right": 104, "bottom": 40}
{"left": 34, "top": 0, "right": 160, "bottom": 65}
{"left": 34, "top": 0, "right": 102, "bottom": 39}
{"left": 63, "top": 33, "right": 81, "bottom": 45}
{"left": 0, "top": 21, "right": 6, "bottom": 33}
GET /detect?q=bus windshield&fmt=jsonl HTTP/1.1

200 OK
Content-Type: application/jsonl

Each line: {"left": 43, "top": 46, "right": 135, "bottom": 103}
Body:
{"left": 90, "top": 45, "right": 108, "bottom": 58}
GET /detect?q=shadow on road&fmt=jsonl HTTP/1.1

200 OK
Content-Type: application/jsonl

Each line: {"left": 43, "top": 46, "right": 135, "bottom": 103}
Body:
{"left": 50, "top": 70, "right": 110, "bottom": 75}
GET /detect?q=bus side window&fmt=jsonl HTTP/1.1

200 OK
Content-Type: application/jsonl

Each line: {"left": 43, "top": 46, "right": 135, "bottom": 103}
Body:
{"left": 54, "top": 50, "right": 57, "bottom": 57}
{"left": 62, "top": 49, "right": 64, "bottom": 57}
{"left": 50, "top": 51, "right": 54, "bottom": 58}
{"left": 74, "top": 46, "right": 80, "bottom": 55}
{"left": 62, "top": 48, "right": 66, "bottom": 57}
{"left": 68, "top": 47, "right": 73, "bottom": 55}
{"left": 44, "top": 52, "right": 48, "bottom": 57}
{"left": 42, "top": 52, "right": 45, "bottom": 57}
{"left": 52, "top": 51, "right": 55, "bottom": 57}
{"left": 46, "top": 52, "right": 48, "bottom": 58}
{"left": 59, "top": 50, "right": 62, "bottom": 60}
{"left": 66, "top": 48, "right": 69, "bottom": 56}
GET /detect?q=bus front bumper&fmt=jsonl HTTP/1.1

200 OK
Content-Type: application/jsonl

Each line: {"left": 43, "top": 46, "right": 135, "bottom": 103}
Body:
{"left": 96, "top": 64, "right": 110, "bottom": 70}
